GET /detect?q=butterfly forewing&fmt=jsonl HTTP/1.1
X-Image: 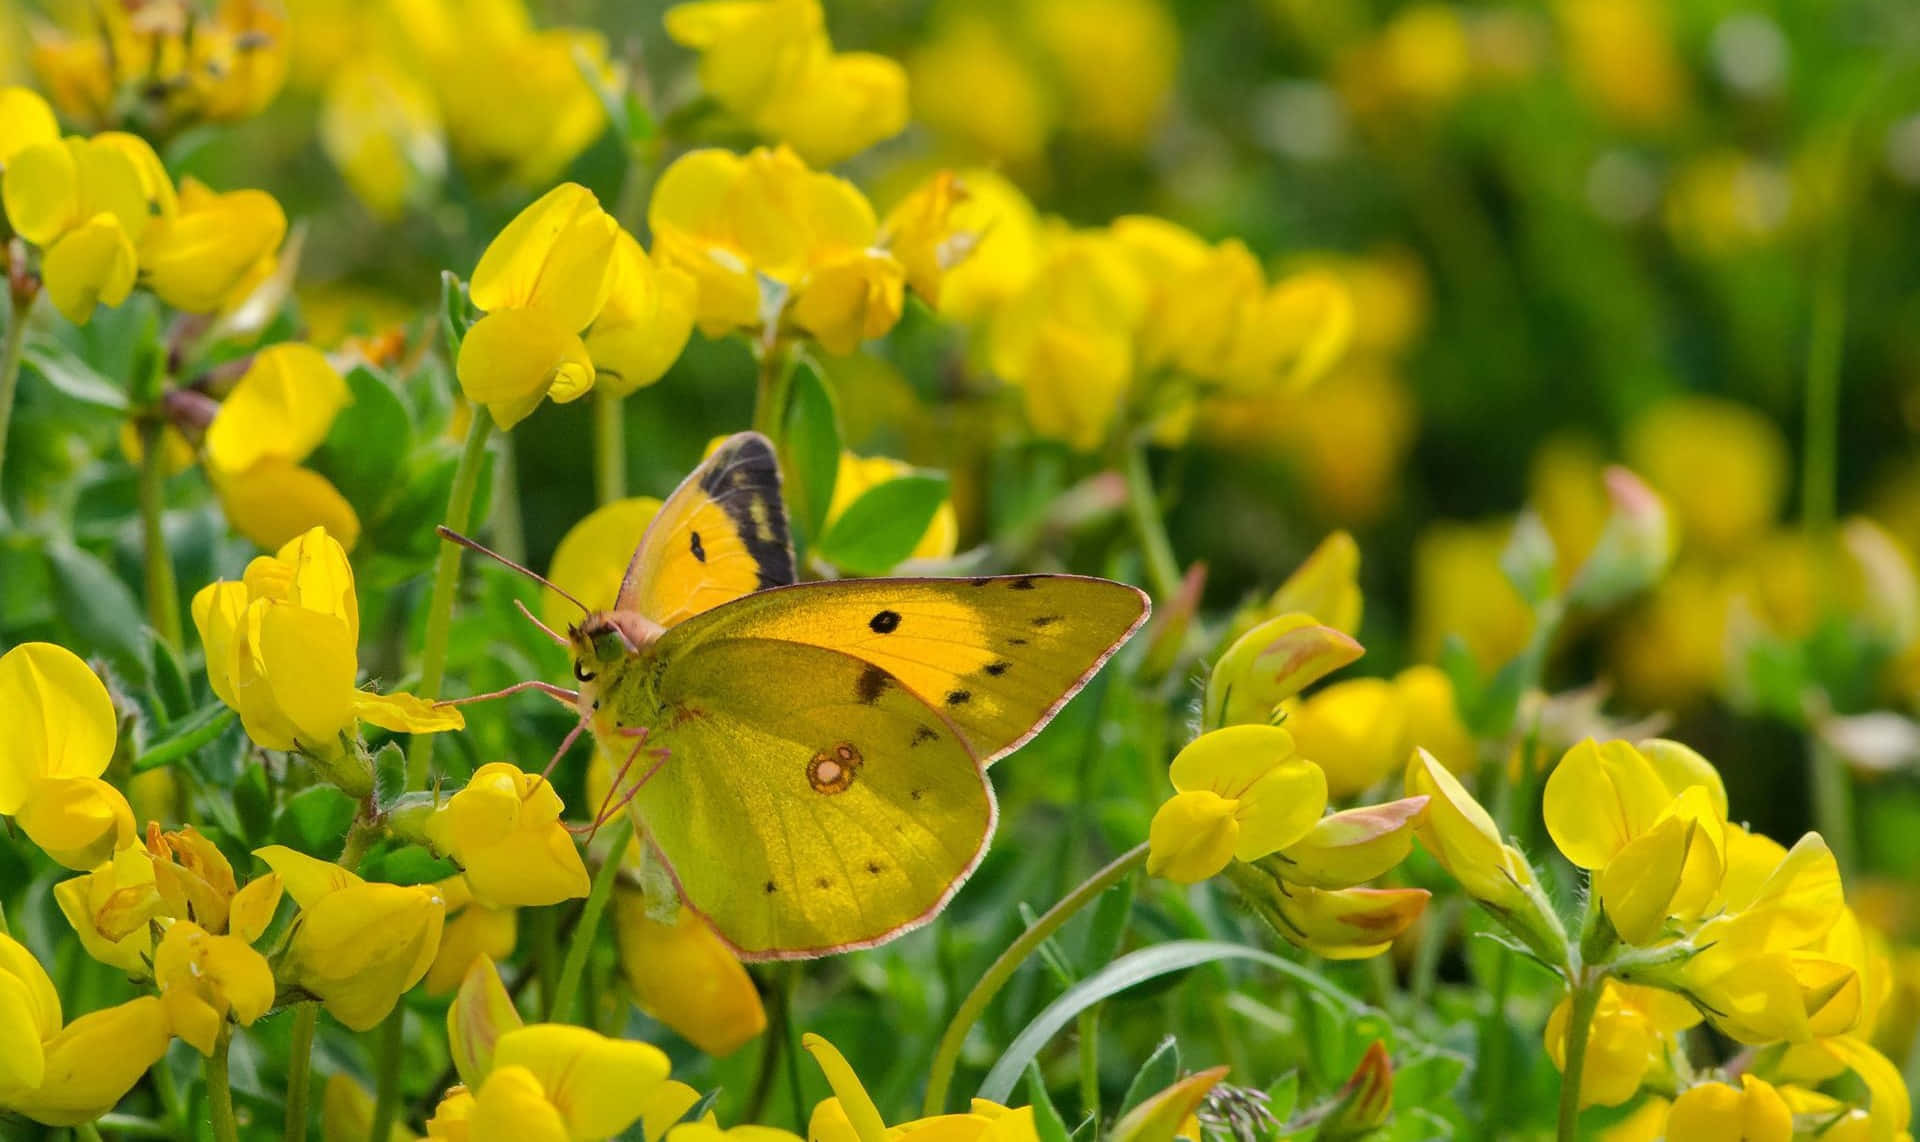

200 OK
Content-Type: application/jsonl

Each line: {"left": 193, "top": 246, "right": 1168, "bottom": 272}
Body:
{"left": 655, "top": 575, "right": 1150, "bottom": 765}
{"left": 617, "top": 432, "right": 796, "bottom": 628}
{"left": 627, "top": 637, "right": 993, "bottom": 960}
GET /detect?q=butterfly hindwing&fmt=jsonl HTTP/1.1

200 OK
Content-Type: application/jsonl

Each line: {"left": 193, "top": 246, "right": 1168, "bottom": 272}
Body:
{"left": 626, "top": 637, "right": 994, "bottom": 960}
{"left": 617, "top": 432, "right": 795, "bottom": 628}
{"left": 657, "top": 575, "right": 1150, "bottom": 765}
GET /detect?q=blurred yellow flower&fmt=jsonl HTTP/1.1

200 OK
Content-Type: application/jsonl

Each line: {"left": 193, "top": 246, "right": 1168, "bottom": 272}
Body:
{"left": 457, "top": 182, "right": 619, "bottom": 430}
{"left": 0, "top": 932, "right": 171, "bottom": 1127}
{"left": 255, "top": 844, "right": 447, "bottom": 1031}
{"left": 0, "top": 86, "right": 58, "bottom": 166}
{"left": 587, "top": 233, "right": 698, "bottom": 399}
{"left": 424, "top": 876, "right": 517, "bottom": 997}
{"left": 203, "top": 343, "right": 360, "bottom": 551}
{"left": 0, "top": 642, "right": 136, "bottom": 870}
{"left": 28, "top": 0, "right": 287, "bottom": 131}
{"left": 139, "top": 177, "right": 286, "bottom": 313}
{"left": 1285, "top": 678, "right": 1405, "bottom": 800}
{"left": 613, "top": 888, "right": 767, "bottom": 1057}
{"left": 1555, "top": 0, "right": 1689, "bottom": 130}
{"left": 908, "top": 14, "right": 1052, "bottom": 166}
{"left": 1206, "top": 613, "right": 1363, "bottom": 729}
{"left": 1146, "top": 724, "right": 1328, "bottom": 884}
{"left": 1626, "top": 396, "right": 1787, "bottom": 559}
{"left": 925, "top": 170, "right": 1040, "bottom": 326}
{"left": 194, "top": 527, "right": 461, "bottom": 771}
{"left": 2, "top": 133, "right": 162, "bottom": 323}
{"left": 1664, "top": 1076, "right": 1792, "bottom": 1142}
{"left": 152, "top": 919, "right": 275, "bottom": 1054}
{"left": 320, "top": 59, "right": 446, "bottom": 219}
{"left": 1413, "top": 520, "right": 1534, "bottom": 669}
{"left": 1025, "top": 0, "right": 1176, "bottom": 149}
{"left": 665, "top": 0, "right": 908, "bottom": 166}
{"left": 425, "top": 763, "right": 590, "bottom": 909}
{"left": 544, "top": 496, "right": 665, "bottom": 630}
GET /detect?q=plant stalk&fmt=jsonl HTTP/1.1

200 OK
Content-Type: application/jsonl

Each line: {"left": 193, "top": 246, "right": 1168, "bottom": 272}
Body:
{"left": 752, "top": 342, "right": 795, "bottom": 446}
{"left": 0, "top": 285, "right": 26, "bottom": 506}
{"left": 923, "top": 843, "right": 1148, "bottom": 1116}
{"left": 406, "top": 414, "right": 495, "bottom": 787}
{"left": 1555, "top": 974, "right": 1604, "bottom": 1142}
{"left": 549, "top": 817, "right": 634, "bottom": 1023}
{"left": 594, "top": 389, "right": 627, "bottom": 504}
{"left": 1119, "top": 440, "right": 1181, "bottom": 604}
{"left": 283, "top": 1002, "right": 319, "bottom": 1142}
{"left": 138, "top": 418, "right": 183, "bottom": 650}
{"left": 368, "top": 1006, "right": 407, "bottom": 1142}
{"left": 207, "top": 1025, "right": 240, "bottom": 1142}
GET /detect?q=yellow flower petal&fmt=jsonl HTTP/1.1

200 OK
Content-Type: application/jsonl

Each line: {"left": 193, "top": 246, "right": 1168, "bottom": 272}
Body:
{"left": 586, "top": 237, "right": 695, "bottom": 399}
{"left": 456, "top": 307, "right": 596, "bottom": 430}
{"left": 354, "top": 691, "right": 466, "bottom": 735}
{"left": 16, "top": 776, "right": 136, "bottom": 871}
{"left": 613, "top": 889, "right": 766, "bottom": 1057}
{"left": 471, "top": 1065, "right": 569, "bottom": 1142}
{"left": 1286, "top": 677, "right": 1407, "bottom": 800}
{"left": 254, "top": 844, "right": 364, "bottom": 909}
{"left": 229, "top": 873, "right": 283, "bottom": 943}
{"left": 41, "top": 213, "right": 137, "bottom": 322}
{"left": 140, "top": 180, "right": 287, "bottom": 313}
{"left": 285, "top": 881, "right": 445, "bottom": 1031}
{"left": 206, "top": 344, "right": 353, "bottom": 473}
{"left": 491, "top": 1024, "right": 669, "bottom": 1140}
{"left": 0, "top": 641, "right": 119, "bottom": 813}
{"left": 470, "top": 183, "right": 618, "bottom": 331}
{"left": 1145, "top": 789, "right": 1239, "bottom": 884}
{"left": 1167, "top": 724, "right": 1299, "bottom": 799}
{"left": 544, "top": 496, "right": 664, "bottom": 630}
{"left": 2, "top": 138, "right": 82, "bottom": 245}
{"left": 424, "top": 891, "right": 515, "bottom": 997}
{"left": 1664, "top": 1076, "right": 1792, "bottom": 1142}
{"left": 1232, "top": 758, "right": 1331, "bottom": 861}
{"left": 0, "top": 931, "right": 62, "bottom": 1047}
{"left": 1278, "top": 796, "right": 1427, "bottom": 890}
{"left": 800, "top": 1033, "right": 888, "bottom": 1142}
{"left": 11, "top": 995, "right": 171, "bottom": 1126}
{"left": 790, "top": 249, "right": 906, "bottom": 355}
{"left": 1542, "top": 739, "right": 1671, "bottom": 870}
{"left": 1274, "top": 885, "right": 1429, "bottom": 960}
{"left": 213, "top": 457, "right": 363, "bottom": 553}
{"left": 1404, "top": 749, "right": 1536, "bottom": 912}
{"left": 447, "top": 954, "right": 523, "bottom": 1086}
{"left": 256, "top": 603, "right": 358, "bottom": 756}
{"left": 0, "top": 87, "right": 59, "bottom": 166}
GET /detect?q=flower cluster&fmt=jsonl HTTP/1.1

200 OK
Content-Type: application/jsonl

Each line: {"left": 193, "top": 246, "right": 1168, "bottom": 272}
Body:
{"left": 1, "top": 86, "right": 284, "bottom": 324}
{"left": 456, "top": 183, "right": 694, "bottom": 429}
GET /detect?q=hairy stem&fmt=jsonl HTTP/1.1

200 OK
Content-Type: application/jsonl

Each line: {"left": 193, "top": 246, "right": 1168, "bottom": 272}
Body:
{"left": 1555, "top": 974, "right": 1604, "bottom": 1142}
{"left": 549, "top": 817, "right": 634, "bottom": 1022}
{"left": 406, "top": 414, "right": 494, "bottom": 787}
{"left": 284, "top": 1002, "right": 319, "bottom": 1142}
{"left": 1120, "top": 440, "right": 1181, "bottom": 604}
{"left": 594, "top": 389, "right": 627, "bottom": 504}
{"left": 923, "top": 843, "right": 1148, "bottom": 1116}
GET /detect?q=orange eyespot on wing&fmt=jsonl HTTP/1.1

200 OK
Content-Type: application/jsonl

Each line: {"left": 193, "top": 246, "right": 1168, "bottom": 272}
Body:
{"left": 656, "top": 575, "right": 1150, "bottom": 766}
{"left": 617, "top": 431, "right": 795, "bottom": 628}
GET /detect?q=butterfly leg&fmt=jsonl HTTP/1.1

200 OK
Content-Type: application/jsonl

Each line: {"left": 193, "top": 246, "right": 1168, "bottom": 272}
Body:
{"left": 540, "top": 716, "right": 592, "bottom": 781}
{"left": 437, "top": 679, "right": 579, "bottom": 709}
{"left": 570, "top": 726, "right": 671, "bottom": 841}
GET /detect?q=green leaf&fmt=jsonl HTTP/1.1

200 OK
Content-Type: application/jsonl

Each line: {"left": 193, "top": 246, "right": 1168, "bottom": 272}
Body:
{"left": 233, "top": 764, "right": 273, "bottom": 848}
{"left": 675, "top": 1088, "right": 724, "bottom": 1132}
{"left": 373, "top": 741, "right": 407, "bottom": 807}
{"left": 275, "top": 787, "right": 357, "bottom": 856}
{"left": 1079, "top": 875, "right": 1135, "bottom": 975}
{"left": 1117, "top": 1038, "right": 1180, "bottom": 1123}
{"left": 359, "top": 844, "right": 455, "bottom": 886}
{"left": 782, "top": 357, "right": 841, "bottom": 545}
{"left": 1027, "top": 1065, "right": 1072, "bottom": 1142}
{"left": 133, "top": 705, "right": 235, "bottom": 772}
{"left": 45, "top": 541, "right": 149, "bottom": 682}
{"left": 440, "top": 271, "right": 470, "bottom": 357}
{"left": 147, "top": 633, "right": 195, "bottom": 723}
{"left": 1265, "top": 1071, "right": 1299, "bottom": 1122}
{"left": 815, "top": 473, "right": 948, "bottom": 575}
{"left": 979, "top": 941, "right": 1377, "bottom": 1104}
{"left": 22, "top": 337, "right": 131, "bottom": 411}
{"left": 315, "top": 366, "right": 413, "bottom": 515}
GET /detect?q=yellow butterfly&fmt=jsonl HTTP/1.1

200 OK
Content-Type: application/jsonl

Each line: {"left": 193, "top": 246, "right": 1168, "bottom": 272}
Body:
{"left": 467, "top": 432, "right": 1147, "bottom": 960}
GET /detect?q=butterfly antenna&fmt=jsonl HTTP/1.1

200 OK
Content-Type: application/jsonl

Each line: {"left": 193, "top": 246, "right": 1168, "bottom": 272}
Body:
{"left": 512, "top": 599, "right": 570, "bottom": 647}
{"left": 435, "top": 679, "right": 578, "bottom": 709}
{"left": 436, "top": 526, "right": 590, "bottom": 614}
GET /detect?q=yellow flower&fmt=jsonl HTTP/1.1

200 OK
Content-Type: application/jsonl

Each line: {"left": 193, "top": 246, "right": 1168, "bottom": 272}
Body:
{"left": 986, "top": 226, "right": 1146, "bottom": 452}
{"left": 925, "top": 170, "right": 1041, "bottom": 325}
{"left": 1556, "top": 0, "right": 1689, "bottom": 130}
{"left": 587, "top": 232, "right": 698, "bottom": 399}
{"left": 1664, "top": 1076, "right": 1792, "bottom": 1142}
{"left": 1266, "top": 531, "right": 1364, "bottom": 636}
{"left": 1025, "top": 0, "right": 1177, "bottom": 149}
{"left": 1542, "top": 739, "right": 1727, "bottom": 872}
{"left": 322, "top": 1073, "right": 419, "bottom": 1142}
{"left": 1412, "top": 520, "right": 1534, "bottom": 670}
{"left": 425, "top": 877, "right": 518, "bottom": 996}
{"left": 27, "top": 0, "right": 285, "bottom": 130}
{"left": 665, "top": 0, "right": 908, "bottom": 166}
{"left": 1271, "top": 884, "right": 1431, "bottom": 959}
{"left": 879, "top": 171, "right": 971, "bottom": 311}
{"left": 457, "top": 182, "right": 620, "bottom": 429}
{"left": 908, "top": 15, "right": 1053, "bottom": 165}
{"left": 255, "top": 844, "right": 447, "bottom": 1031}
{"left": 803, "top": 1033, "right": 1042, "bottom": 1142}
{"left": 1285, "top": 678, "right": 1406, "bottom": 800}
{"left": 319, "top": 59, "right": 447, "bottom": 219}
{"left": 447, "top": 954, "right": 523, "bottom": 1089}
{"left": 1396, "top": 664, "right": 1476, "bottom": 774}
{"left": 1206, "top": 612, "right": 1364, "bottom": 729}
{"left": 543, "top": 496, "right": 665, "bottom": 630}
{"left": 649, "top": 146, "right": 904, "bottom": 351}
{"left": 0, "top": 87, "right": 59, "bottom": 166}
{"left": 1403, "top": 750, "right": 1558, "bottom": 952}
{"left": 55, "top": 845, "right": 164, "bottom": 974}
{"left": 203, "top": 343, "right": 361, "bottom": 551}
{"left": 152, "top": 919, "right": 275, "bottom": 1054}
{"left": 613, "top": 888, "right": 766, "bottom": 1058}
{"left": 1274, "top": 797, "right": 1429, "bottom": 890}
{"left": 192, "top": 526, "right": 461, "bottom": 769}
{"left": 0, "top": 642, "right": 137, "bottom": 870}
{"left": 1146, "top": 725, "right": 1328, "bottom": 884}
{"left": 425, "top": 1085, "right": 474, "bottom": 1141}
{"left": 139, "top": 176, "right": 286, "bottom": 313}
{"left": 1544, "top": 981, "right": 1699, "bottom": 1108}
{"left": 1626, "top": 396, "right": 1787, "bottom": 560}
{"left": 824, "top": 453, "right": 959, "bottom": 564}
{"left": 461, "top": 1024, "right": 671, "bottom": 1142}
{"left": 0, "top": 932, "right": 171, "bottom": 1127}
{"left": 425, "top": 763, "right": 590, "bottom": 909}
{"left": 2, "top": 133, "right": 168, "bottom": 323}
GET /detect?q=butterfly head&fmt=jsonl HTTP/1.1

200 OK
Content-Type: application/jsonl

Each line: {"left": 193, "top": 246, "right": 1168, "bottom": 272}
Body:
{"left": 565, "top": 610, "right": 664, "bottom": 698}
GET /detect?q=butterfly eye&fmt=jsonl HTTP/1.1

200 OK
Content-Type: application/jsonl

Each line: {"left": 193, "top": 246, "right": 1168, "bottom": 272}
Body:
{"left": 573, "top": 662, "right": 597, "bottom": 683}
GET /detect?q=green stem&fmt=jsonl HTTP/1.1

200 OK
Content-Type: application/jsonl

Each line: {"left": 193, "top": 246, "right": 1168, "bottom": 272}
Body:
{"left": 368, "top": 1006, "right": 407, "bottom": 1142}
{"left": 1811, "top": 737, "right": 1859, "bottom": 878}
{"left": 73, "top": 1122, "right": 105, "bottom": 1142}
{"left": 1555, "top": 974, "right": 1604, "bottom": 1142}
{"left": 752, "top": 342, "right": 794, "bottom": 446}
{"left": 491, "top": 431, "right": 526, "bottom": 565}
{"left": 1476, "top": 953, "right": 1513, "bottom": 1132}
{"left": 138, "top": 418, "right": 183, "bottom": 650}
{"left": 207, "top": 1026, "right": 240, "bottom": 1142}
{"left": 1119, "top": 439, "right": 1181, "bottom": 604}
{"left": 337, "top": 809, "right": 379, "bottom": 871}
{"left": 782, "top": 963, "right": 808, "bottom": 1131}
{"left": 1077, "top": 1006, "right": 1100, "bottom": 1126}
{"left": 405, "top": 414, "right": 495, "bottom": 787}
{"left": 594, "top": 390, "right": 627, "bottom": 504}
{"left": 1801, "top": 163, "right": 1851, "bottom": 544}
{"left": 923, "top": 843, "right": 1148, "bottom": 1116}
{"left": 284, "top": 1002, "right": 319, "bottom": 1142}
{"left": 549, "top": 817, "right": 634, "bottom": 1023}
{"left": 0, "top": 286, "right": 25, "bottom": 506}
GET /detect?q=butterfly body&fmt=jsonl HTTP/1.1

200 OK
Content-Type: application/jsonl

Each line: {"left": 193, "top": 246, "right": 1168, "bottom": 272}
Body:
{"left": 567, "top": 433, "right": 1148, "bottom": 960}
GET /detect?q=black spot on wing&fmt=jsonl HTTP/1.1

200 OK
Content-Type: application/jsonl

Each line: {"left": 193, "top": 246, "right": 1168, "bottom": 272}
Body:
{"left": 1010, "top": 576, "right": 1037, "bottom": 590}
{"left": 869, "top": 610, "right": 901, "bottom": 633}
{"left": 911, "top": 725, "right": 938, "bottom": 746}
{"left": 764, "top": 880, "right": 778, "bottom": 894}
{"left": 946, "top": 689, "right": 971, "bottom": 706}
{"left": 689, "top": 530, "right": 706, "bottom": 562}
{"left": 1008, "top": 637, "right": 1028, "bottom": 647}
{"left": 855, "top": 665, "right": 889, "bottom": 705}
{"left": 985, "top": 661, "right": 1009, "bottom": 676}
{"left": 1031, "top": 615, "right": 1061, "bottom": 628}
